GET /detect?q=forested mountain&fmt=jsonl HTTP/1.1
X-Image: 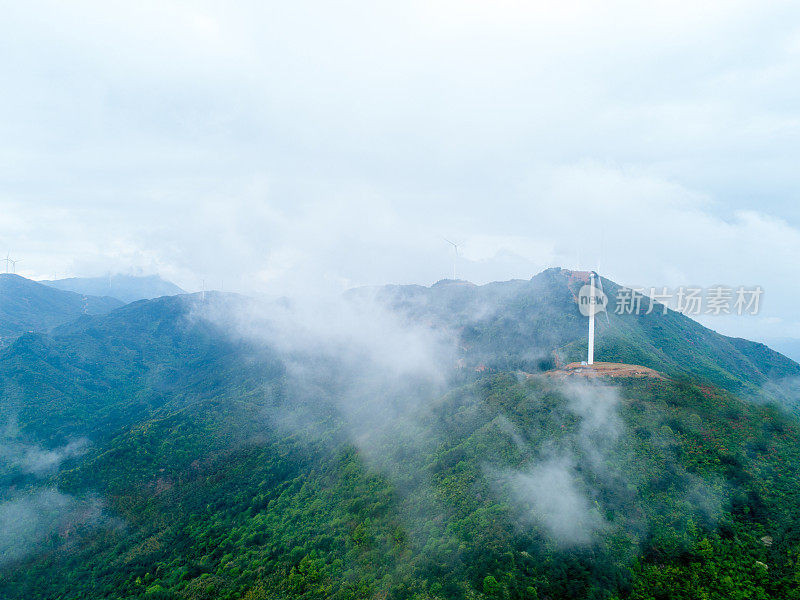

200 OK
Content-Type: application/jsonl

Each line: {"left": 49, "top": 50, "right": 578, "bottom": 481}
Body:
{"left": 0, "top": 274, "right": 123, "bottom": 343}
{"left": 40, "top": 274, "right": 185, "bottom": 303}
{"left": 2, "top": 270, "right": 800, "bottom": 599}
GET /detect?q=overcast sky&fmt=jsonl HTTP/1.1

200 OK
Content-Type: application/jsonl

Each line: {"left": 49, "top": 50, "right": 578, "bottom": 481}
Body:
{"left": 2, "top": 1, "right": 800, "bottom": 342}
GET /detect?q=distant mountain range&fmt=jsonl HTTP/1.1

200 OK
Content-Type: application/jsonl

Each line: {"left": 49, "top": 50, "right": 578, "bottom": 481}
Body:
{"left": 0, "top": 274, "right": 122, "bottom": 341}
{"left": 40, "top": 274, "right": 184, "bottom": 303}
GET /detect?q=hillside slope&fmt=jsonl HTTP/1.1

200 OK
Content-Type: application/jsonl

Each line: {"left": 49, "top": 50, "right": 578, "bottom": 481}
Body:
{"left": 0, "top": 292, "right": 278, "bottom": 444}
{"left": 0, "top": 274, "right": 123, "bottom": 342}
{"left": 4, "top": 367, "right": 800, "bottom": 599}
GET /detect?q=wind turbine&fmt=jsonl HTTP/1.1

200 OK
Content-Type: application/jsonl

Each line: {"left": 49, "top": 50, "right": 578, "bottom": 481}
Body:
{"left": 2, "top": 252, "right": 10, "bottom": 274}
{"left": 585, "top": 270, "right": 610, "bottom": 366}
{"left": 9, "top": 258, "right": 21, "bottom": 274}
{"left": 443, "top": 238, "right": 460, "bottom": 281}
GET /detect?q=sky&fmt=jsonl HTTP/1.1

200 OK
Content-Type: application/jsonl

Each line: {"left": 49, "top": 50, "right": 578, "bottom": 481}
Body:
{"left": 1, "top": 0, "right": 800, "bottom": 344}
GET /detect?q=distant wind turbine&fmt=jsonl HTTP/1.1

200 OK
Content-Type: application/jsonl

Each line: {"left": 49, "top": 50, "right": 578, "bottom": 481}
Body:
{"left": 3, "top": 252, "right": 20, "bottom": 274}
{"left": 443, "top": 238, "right": 460, "bottom": 280}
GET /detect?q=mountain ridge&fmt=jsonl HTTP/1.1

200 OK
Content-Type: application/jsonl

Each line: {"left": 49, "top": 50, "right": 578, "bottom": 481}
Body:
{"left": 355, "top": 267, "right": 800, "bottom": 393}
{"left": 40, "top": 274, "right": 185, "bottom": 303}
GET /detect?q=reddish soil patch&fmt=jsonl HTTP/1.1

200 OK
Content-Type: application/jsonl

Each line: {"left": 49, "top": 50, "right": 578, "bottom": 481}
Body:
{"left": 545, "top": 361, "right": 666, "bottom": 380}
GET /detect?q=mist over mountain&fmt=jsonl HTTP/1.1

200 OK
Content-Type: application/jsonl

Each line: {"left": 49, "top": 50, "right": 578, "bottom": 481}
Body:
{"left": 2, "top": 268, "right": 800, "bottom": 599}
{"left": 5, "top": 3, "right": 800, "bottom": 597}
{"left": 40, "top": 274, "right": 185, "bottom": 304}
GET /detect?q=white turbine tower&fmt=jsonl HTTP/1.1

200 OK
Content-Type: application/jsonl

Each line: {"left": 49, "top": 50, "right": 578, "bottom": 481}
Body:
{"left": 584, "top": 270, "right": 609, "bottom": 366}
{"left": 10, "top": 258, "right": 21, "bottom": 274}
{"left": 588, "top": 272, "right": 596, "bottom": 365}
{"left": 443, "top": 238, "right": 459, "bottom": 280}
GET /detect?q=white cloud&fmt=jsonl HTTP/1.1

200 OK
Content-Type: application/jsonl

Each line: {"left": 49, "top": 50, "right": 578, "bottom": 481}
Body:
{"left": 1, "top": 1, "right": 800, "bottom": 342}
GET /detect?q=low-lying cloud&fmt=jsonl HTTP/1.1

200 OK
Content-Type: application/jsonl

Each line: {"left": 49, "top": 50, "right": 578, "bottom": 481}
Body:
{"left": 0, "top": 489, "right": 104, "bottom": 567}
{"left": 0, "top": 418, "right": 99, "bottom": 567}
{"left": 505, "top": 454, "right": 607, "bottom": 546}
{"left": 491, "top": 381, "right": 622, "bottom": 547}
{"left": 492, "top": 380, "right": 727, "bottom": 548}
{"left": 199, "top": 290, "right": 456, "bottom": 458}
{"left": 1, "top": 438, "right": 90, "bottom": 477}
